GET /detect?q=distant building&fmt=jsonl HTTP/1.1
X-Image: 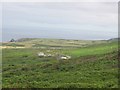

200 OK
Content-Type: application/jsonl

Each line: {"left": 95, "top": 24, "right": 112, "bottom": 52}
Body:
{"left": 10, "top": 39, "right": 16, "bottom": 42}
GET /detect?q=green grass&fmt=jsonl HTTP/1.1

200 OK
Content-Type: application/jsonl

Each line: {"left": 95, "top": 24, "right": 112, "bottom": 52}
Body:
{"left": 2, "top": 40, "right": 118, "bottom": 88}
{"left": 64, "top": 42, "right": 118, "bottom": 57}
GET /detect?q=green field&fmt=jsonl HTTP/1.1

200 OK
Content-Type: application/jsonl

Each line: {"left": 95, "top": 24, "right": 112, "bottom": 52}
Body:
{"left": 2, "top": 38, "right": 119, "bottom": 88}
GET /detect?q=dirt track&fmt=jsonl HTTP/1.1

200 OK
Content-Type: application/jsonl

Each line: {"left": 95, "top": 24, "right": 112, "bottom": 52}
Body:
{"left": 0, "top": 46, "right": 25, "bottom": 49}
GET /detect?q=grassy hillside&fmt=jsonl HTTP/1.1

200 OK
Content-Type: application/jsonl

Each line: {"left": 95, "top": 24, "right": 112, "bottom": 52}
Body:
{"left": 2, "top": 38, "right": 109, "bottom": 48}
{"left": 2, "top": 39, "right": 118, "bottom": 88}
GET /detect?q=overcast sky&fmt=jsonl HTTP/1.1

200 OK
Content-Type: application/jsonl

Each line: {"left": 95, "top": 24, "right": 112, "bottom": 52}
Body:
{"left": 1, "top": 1, "right": 118, "bottom": 41}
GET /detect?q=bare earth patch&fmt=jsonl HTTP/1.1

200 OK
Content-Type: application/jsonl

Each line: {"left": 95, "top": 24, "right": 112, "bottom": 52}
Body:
{"left": 0, "top": 46, "right": 25, "bottom": 49}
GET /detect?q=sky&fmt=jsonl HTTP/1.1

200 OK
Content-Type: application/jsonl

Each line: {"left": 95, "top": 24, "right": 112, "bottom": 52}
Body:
{"left": 1, "top": 1, "right": 118, "bottom": 42}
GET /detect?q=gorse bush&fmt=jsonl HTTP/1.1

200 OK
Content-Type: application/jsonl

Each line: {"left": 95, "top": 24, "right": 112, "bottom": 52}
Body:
{"left": 2, "top": 41, "right": 118, "bottom": 88}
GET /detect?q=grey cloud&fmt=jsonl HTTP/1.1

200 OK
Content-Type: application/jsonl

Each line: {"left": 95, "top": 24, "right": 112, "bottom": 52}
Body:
{"left": 2, "top": 2, "right": 118, "bottom": 41}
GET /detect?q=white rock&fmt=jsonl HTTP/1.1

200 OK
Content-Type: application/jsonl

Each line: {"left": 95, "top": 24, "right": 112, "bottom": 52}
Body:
{"left": 59, "top": 55, "right": 71, "bottom": 60}
{"left": 38, "top": 52, "right": 46, "bottom": 57}
{"left": 60, "top": 56, "right": 68, "bottom": 60}
{"left": 47, "top": 54, "right": 53, "bottom": 57}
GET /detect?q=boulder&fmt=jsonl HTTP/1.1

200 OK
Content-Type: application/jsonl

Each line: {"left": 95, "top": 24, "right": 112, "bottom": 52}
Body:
{"left": 38, "top": 52, "right": 46, "bottom": 57}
